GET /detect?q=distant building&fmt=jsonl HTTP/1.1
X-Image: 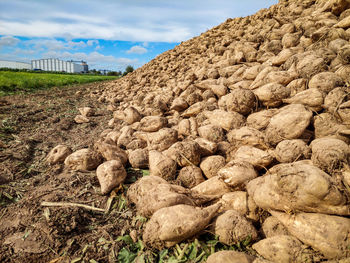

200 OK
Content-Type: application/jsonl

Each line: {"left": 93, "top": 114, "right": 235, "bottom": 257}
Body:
{"left": 31, "top": 58, "right": 88, "bottom": 73}
{"left": 0, "top": 58, "right": 89, "bottom": 73}
{"left": 0, "top": 60, "right": 31, "bottom": 70}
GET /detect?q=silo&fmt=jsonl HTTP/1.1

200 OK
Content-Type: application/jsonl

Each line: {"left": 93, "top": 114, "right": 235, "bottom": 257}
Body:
{"left": 55, "top": 59, "right": 59, "bottom": 71}
{"left": 69, "top": 61, "right": 73, "bottom": 73}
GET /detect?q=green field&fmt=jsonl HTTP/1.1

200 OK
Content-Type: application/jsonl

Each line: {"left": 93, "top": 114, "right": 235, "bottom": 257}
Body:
{"left": 0, "top": 71, "right": 117, "bottom": 96}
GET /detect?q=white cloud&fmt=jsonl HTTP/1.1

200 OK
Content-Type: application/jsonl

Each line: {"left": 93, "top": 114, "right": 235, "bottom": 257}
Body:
{"left": 87, "top": 39, "right": 99, "bottom": 46}
{"left": 68, "top": 40, "right": 86, "bottom": 49}
{"left": 127, "top": 45, "right": 147, "bottom": 54}
{"left": 24, "top": 38, "right": 87, "bottom": 51}
{"left": 0, "top": 0, "right": 277, "bottom": 42}
{"left": 0, "top": 35, "right": 20, "bottom": 47}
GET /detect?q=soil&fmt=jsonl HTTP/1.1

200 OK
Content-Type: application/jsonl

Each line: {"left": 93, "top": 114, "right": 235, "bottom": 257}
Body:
{"left": 0, "top": 83, "right": 142, "bottom": 263}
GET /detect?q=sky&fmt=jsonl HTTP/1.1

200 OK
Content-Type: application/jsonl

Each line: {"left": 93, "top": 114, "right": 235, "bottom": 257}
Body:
{"left": 0, "top": 0, "right": 277, "bottom": 71}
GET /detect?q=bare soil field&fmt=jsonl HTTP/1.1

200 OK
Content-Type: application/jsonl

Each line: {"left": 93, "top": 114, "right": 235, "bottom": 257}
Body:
{"left": 0, "top": 83, "right": 133, "bottom": 263}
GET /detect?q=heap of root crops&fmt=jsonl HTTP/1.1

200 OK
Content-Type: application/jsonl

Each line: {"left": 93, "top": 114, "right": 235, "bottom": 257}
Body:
{"left": 48, "top": 0, "right": 350, "bottom": 262}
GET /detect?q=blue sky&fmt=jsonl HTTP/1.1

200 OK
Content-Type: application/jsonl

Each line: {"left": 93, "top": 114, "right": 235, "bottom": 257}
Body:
{"left": 0, "top": 0, "right": 277, "bottom": 71}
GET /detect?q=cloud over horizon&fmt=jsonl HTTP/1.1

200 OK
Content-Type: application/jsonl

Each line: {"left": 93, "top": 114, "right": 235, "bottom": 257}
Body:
{"left": 0, "top": 35, "right": 20, "bottom": 48}
{"left": 127, "top": 45, "right": 148, "bottom": 54}
{"left": 0, "top": 0, "right": 277, "bottom": 43}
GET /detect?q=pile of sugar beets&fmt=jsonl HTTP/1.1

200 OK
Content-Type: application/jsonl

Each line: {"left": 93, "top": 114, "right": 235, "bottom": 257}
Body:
{"left": 47, "top": 0, "right": 350, "bottom": 262}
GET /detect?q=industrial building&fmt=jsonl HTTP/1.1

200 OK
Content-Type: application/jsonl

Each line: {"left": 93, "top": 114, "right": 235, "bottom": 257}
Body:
{"left": 31, "top": 59, "right": 88, "bottom": 73}
{"left": 0, "top": 59, "right": 88, "bottom": 73}
{"left": 0, "top": 60, "right": 31, "bottom": 70}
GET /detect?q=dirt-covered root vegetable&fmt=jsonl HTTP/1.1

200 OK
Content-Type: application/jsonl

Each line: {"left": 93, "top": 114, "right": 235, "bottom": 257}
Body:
{"left": 249, "top": 66, "right": 277, "bottom": 90}
{"left": 126, "top": 138, "right": 147, "bottom": 150}
{"left": 308, "top": 72, "right": 343, "bottom": 94}
{"left": 170, "top": 97, "right": 188, "bottom": 112}
{"left": 314, "top": 113, "right": 350, "bottom": 143}
{"left": 181, "top": 101, "right": 206, "bottom": 117}
{"left": 323, "top": 87, "right": 349, "bottom": 113}
{"left": 149, "top": 150, "right": 177, "bottom": 180}
{"left": 231, "top": 80, "right": 253, "bottom": 90}
{"left": 213, "top": 210, "right": 258, "bottom": 246}
{"left": 262, "top": 216, "right": 289, "bottom": 238}
{"left": 218, "top": 161, "right": 257, "bottom": 188}
{"left": 282, "top": 88, "right": 324, "bottom": 111}
{"left": 338, "top": 100, "right": 350, "bottom": 124}
{"left": 142, "top": 203, "right": 221, "bottom": 249}
{"left": 128, "top": 149, "right": 148, "bottom": 168}
{"left": 200, "top": 155, "right": 226, "bottom": 179}
{"left": 74, "top": 115, "right": 90, "bottom": 123}
{"left": 210, "top": 84, "right": 227, "bottom": 97}
{"left": 177, "top": 117, "right": 198, "bottom": 137}
{"left": 242, "top": 64, "right": 262, "bottom": 80}
{"left": 206, "top": 250, "right": 255, "bottom": 263}
{"left": 198, "top": 124, "right": 224, "bottom": 143}
{"left": 95, "top": 140, "right": 128, "bottom": 165}
{"left": 177, "top": 166, "right": 205, "bottom": 188}
{"left": 319, "top": 0, "right": 350, "bottom": 16}
{"left": 64, "top": 148, "right": 102, "bottom": 171}
{"left": 335, "top": 15, "right": 350, "bottom": 28}
{"left": 46, "top": 145, "right": 72, "bottom": 165}
{"left": 218, "top": 88, "right": 257, "bottom": 115}
{"left": 247, "top": 162, "right": 349, "bottom": 216}
{"left": 282, "top": 32, "right": 300, "bottom": 48}
{"left": 342, "top": 166, "right": 350, "bottom": 187}
{"left": 96, "top": 160, "right": 127, "bottom": 195}
{"left": 220, "top": 191, "right": 259, "bottom": 221}
{"left": 246, "top": 109, "right": 279, "bottom": 131}
{"left": 104, "top": 130, "right": 121, "bottom": 144}
{"left": 147, "top": 128, "right": 178, "bottom": 152}
{"left": 253, "top": 235, "right": 315, "bottom": 263}
{"left": 128, "top": 183, "right": 198, "bottom": 217}
{"left": 296, "top": 54, "right": 326, "bottom": 78}
{"left": 335, "top": 64, "right": 350, "bottom": 82}
{"left": 192, "top": 176, "right": 231, "bottom": 198}
{"left": 329, "top": 38, "right": 348, "bottom": 54}
{"left": 234, "top": 146, "right": 273, "bottom": 169}
{"left": 274, "top": 139, "right": 311, "bottom": 163}
{"left": 139, "top": 116, "right": 168, "bottom": 132}
{"left": 253, "top": 83, "right": 291, "bottom": 107}
{"left": 123, "top": 107, "right": 142, "bottom": 125}
{"left": 271, "top": 211, "right": 350, "bottom": 260}
{"left": 227, "top": 127, "right": 267, "bottom": 149}
{"left": 126, "top": 175, "right": 168, "bottom": 204}
{"left": 269, "top": 48, "right": 294, "bottom": 66}
{"left": 163, "top": 140, "right": 201, "bottom": 167}
{"left": 117, "top": 126, "right": 135, "bottom": 148}
{"left": 195, "top": 138, "right": 217, "bottom": 156}
{"left": 310, "top": 137, "right": 350, "bottom": 172}
{"left": 264, "top": 71, "right": 296, "bottom": 87}
{"left": 287, "top": 78, "right": 307, "bottom": 97}
{"left": 205, "top": 109, "right": 245, "bottom": 131}
{"left": 265, "top": 104, "right": 313, "bottom": 145}
{"left": 220, "top": 191, "right": 248, "bottom": 215}
{"left": 78, "top": 107, "right": 94, "bottom": 117}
